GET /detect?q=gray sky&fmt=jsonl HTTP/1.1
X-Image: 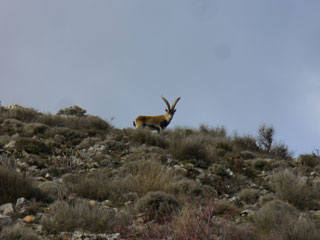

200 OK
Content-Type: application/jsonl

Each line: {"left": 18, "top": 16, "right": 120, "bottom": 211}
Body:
{"left": 1, "top": 0, "right": 320, "bottom": 155}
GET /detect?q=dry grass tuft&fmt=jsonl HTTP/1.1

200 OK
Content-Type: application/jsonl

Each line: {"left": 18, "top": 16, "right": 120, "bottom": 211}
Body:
{"left": 42, "top": 200, "right": 132, "bottom": 234}
{"left": 254, "top": 200, "right": 320, "bottom": 240}
{"left": 270, "top": 169, "right": 320, "bottom": 210}
{"left": 0, "top": 224, "right": 39, "bottom": 240}
{"left": 0, "top": 166, "right": 49, "bottom": 205}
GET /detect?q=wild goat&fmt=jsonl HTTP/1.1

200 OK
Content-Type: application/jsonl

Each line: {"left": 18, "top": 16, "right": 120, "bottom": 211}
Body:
{"left": 133, "top": 96, "right": 181, "bottom": 132}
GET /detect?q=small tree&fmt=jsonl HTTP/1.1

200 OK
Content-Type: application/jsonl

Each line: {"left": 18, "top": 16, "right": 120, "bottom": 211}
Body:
{"left": 257, "top": 124, "right": 274, "bottom": 153}
{"left": 57, "top": 105, "right": 86, "bottom": 117}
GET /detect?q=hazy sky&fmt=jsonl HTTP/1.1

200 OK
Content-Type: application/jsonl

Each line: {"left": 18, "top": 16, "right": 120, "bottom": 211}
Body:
{"left": 1, "top": 0, "right": 320, "bottom": 155}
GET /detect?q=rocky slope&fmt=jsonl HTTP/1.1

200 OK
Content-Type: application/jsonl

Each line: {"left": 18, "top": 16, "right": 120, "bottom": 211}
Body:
{"left": 0, "top": 105, "right": 320, "bottom": 240}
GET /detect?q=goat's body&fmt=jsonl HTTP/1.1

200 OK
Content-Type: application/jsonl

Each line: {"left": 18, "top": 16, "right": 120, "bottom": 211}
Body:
{"left": 133, "top": 97, "right": 180, "bottom": 132}
{"left": 133, "top": 114, "right": 171, "bottom": 132}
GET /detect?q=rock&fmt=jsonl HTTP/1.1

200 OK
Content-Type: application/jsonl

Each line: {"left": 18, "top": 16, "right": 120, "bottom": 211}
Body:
{"left": 226, "top": 168, "right": 234, "bottom": 177}
{"left": 241, "top": 209, "right": 254, "bottom": 217}
{"left": 45, "top": 173, "right": 51, "bottom": 179}
{"left": 16, "top": 197, "right": 26, "bottom": 207}
{"left": 89, "top": 200, "right": 97, "bottom": 206}
{"left": 23, "top": 215, "right": 35, "bottom": 223}
{"left": 173, "top": 164, "right": 188, "bottom": 176}
{"left": 0, "top": 203, "right": 14, "bottom": 216}
{"left": 0, "top": 214, "right": 12, "bottom": 226}
{"left": 310, "top": 171, "right": 318, "bottom": 177}
{"left": 70, "top": 231, "right": 120, "bottom": 240}
{"left": 102, "top": 200, "right": 112, "bottom": 207}
{"left": 4, "top": 140, "right": 16, "bottom": 150}
{"left": 0, "top": 214, "right": 12, "bottom": 225}
{"left": 36, "top": 177, "right": 47, "bottom": 181}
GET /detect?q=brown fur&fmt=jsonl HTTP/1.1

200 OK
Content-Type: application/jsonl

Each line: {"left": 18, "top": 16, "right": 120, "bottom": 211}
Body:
{"left": 133, "top": 97, "right": 180, "bottom": 132}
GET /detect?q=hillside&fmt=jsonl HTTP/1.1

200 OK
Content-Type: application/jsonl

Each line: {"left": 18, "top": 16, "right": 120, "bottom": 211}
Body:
{"left": 0, "top": 105, "right": 320, "bottom": 240}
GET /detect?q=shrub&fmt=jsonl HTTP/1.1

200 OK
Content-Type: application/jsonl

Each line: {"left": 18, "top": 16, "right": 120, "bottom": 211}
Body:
{"left": 64, "top": 160, "right": 177, "bottom": 205}
{"left": 38, "top": 181, "right": 69, "bottom": 201}
{"left": 42, "top": 200, "right": 132, "bottom": 234}
{"left": 122, "top": 160, "right": 178, "bottom": 197}
{"left": 0, "top": 119, "right": 24, "bottom": 135}
{"left": 232, "top": 135, "right": 259, "bottom": 152}
{"left": 254, "top": 200, "right": 319, "bottom": 239}
{"left": 239, "top": 151, "right": 256, "bottom": 160}
{"left": 169, "top": 135, "right": 213, "bottom": 168}
{"left": 134, "top": 201, "right": 254, "bottom": 240}
{"left": 63, "top": 171, "right": 130, "bottom": 204}
{"left": 38, "top": 114, "right": 110, "bottom": 134}
{"left": 212, "top": 199, "right": 240, "bottom": 218}
{"left": 270, "top": 169, "right": 320, "bottom": 210}
{"left": 2, "top": 106, "right": 39, "bottom": 123}
{"left": 199, "top": 124, "right": 227, "bottom": 138}
{"left": 0, "top": 135, "right": 11, "bottom": 148}
{"left": 257, "top": 124, "right": 274, "bottom": 153}
{"left": 0, "top": 166, "right": 49, "bottom": 204}
{"left": 0, "top": 224, "right": 39, "bottom": 240}
{"left": 238, "top": 188, "right": 260, "bottom": 204}
{"left": 171, "top": 180, "right": 206, "bottom": 199}
{"left": 46, "top": 127, "right": 86, "bottom": 146}
{"left": 299, "top": 154, "right": 320, "bottom": 168}
{"left": 135, "top": 191, "right": 181, "bottom": 222}
{"left": 22, "top": 123, "right": 49, "bottom": 137}
{"left": 252, "top": 159, "right": 272, "bottom": 171}
{"left": 15, "top": 138, "right": 50, "bottom": 154}
{"left": 127, "top": 128, "right": 168, "bottom": 148}
{"left": 57, "top": 105, "right": 86, "bottom": 117}
{"left": 270, "top": 143, "right": 292, "bottom": 159}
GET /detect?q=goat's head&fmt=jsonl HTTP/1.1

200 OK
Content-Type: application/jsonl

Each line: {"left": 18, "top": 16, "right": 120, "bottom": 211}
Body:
{"left": 162, "top": 96, "right": 181, "bottom": 117}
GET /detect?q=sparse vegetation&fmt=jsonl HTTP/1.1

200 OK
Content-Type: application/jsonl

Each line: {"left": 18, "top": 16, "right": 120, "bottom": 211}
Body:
{"left": 254, "top": 200, "right": 320, "bottom": 239}
{"left": 0, "top": 224, "right": 39, "bottom": 240}
{"left": 169, "top": 134, "right": 213, "bottom": 168}
{"left": 0, "top": 166, "right": 49, "bottom": 205}
{"left": 238, "top": 188, "right": 260, "bottom": 204}
{"left": 270, "top": 169, "right": 320, "bottom": 210}
{"left": 42, "top": 200, "right": 132, "bottom": 234}
{"left": 126, "top": 128, "right": 168, "bottom": 148}
{"left": 0, "top": 104, "right": 319, "bottom": 239}
{"left": 135, "top": 191, "right": 181, "bottom": 222}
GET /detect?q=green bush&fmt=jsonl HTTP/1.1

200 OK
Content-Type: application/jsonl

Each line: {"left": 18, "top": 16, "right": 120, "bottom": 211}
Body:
{"left": 42, "top": 200, "right": 132, "bottom": 234}
{"left": 252, "top": 159, "right": 273, "bottom": 171}
{"left": 0, "top": 166, "right": 49, "bottom": 204}
{"left": 135, "top": 191, "right": 181, "bottom": 222}
{"left": 38, "top": 114, "right": 110, "bottom": 134}
{"left": 0, "top": 119, "right": 24, "bottom": 135}
{"left": 1, "top": 106, "right": 40, "bottom": 123}
{"left": 15, "top": 138, "right": 50, "bottom": 154}
{"left": 22, "top": 123, "right": 49, "bottom": 137}
{"left": 57, "top": 105, "right": 86, "bottom": 117}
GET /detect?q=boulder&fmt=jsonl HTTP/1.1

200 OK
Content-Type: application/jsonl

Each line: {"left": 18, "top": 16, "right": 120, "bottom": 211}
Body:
{"left": 0, "top": 203, "right": 14, "bottom": 216}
